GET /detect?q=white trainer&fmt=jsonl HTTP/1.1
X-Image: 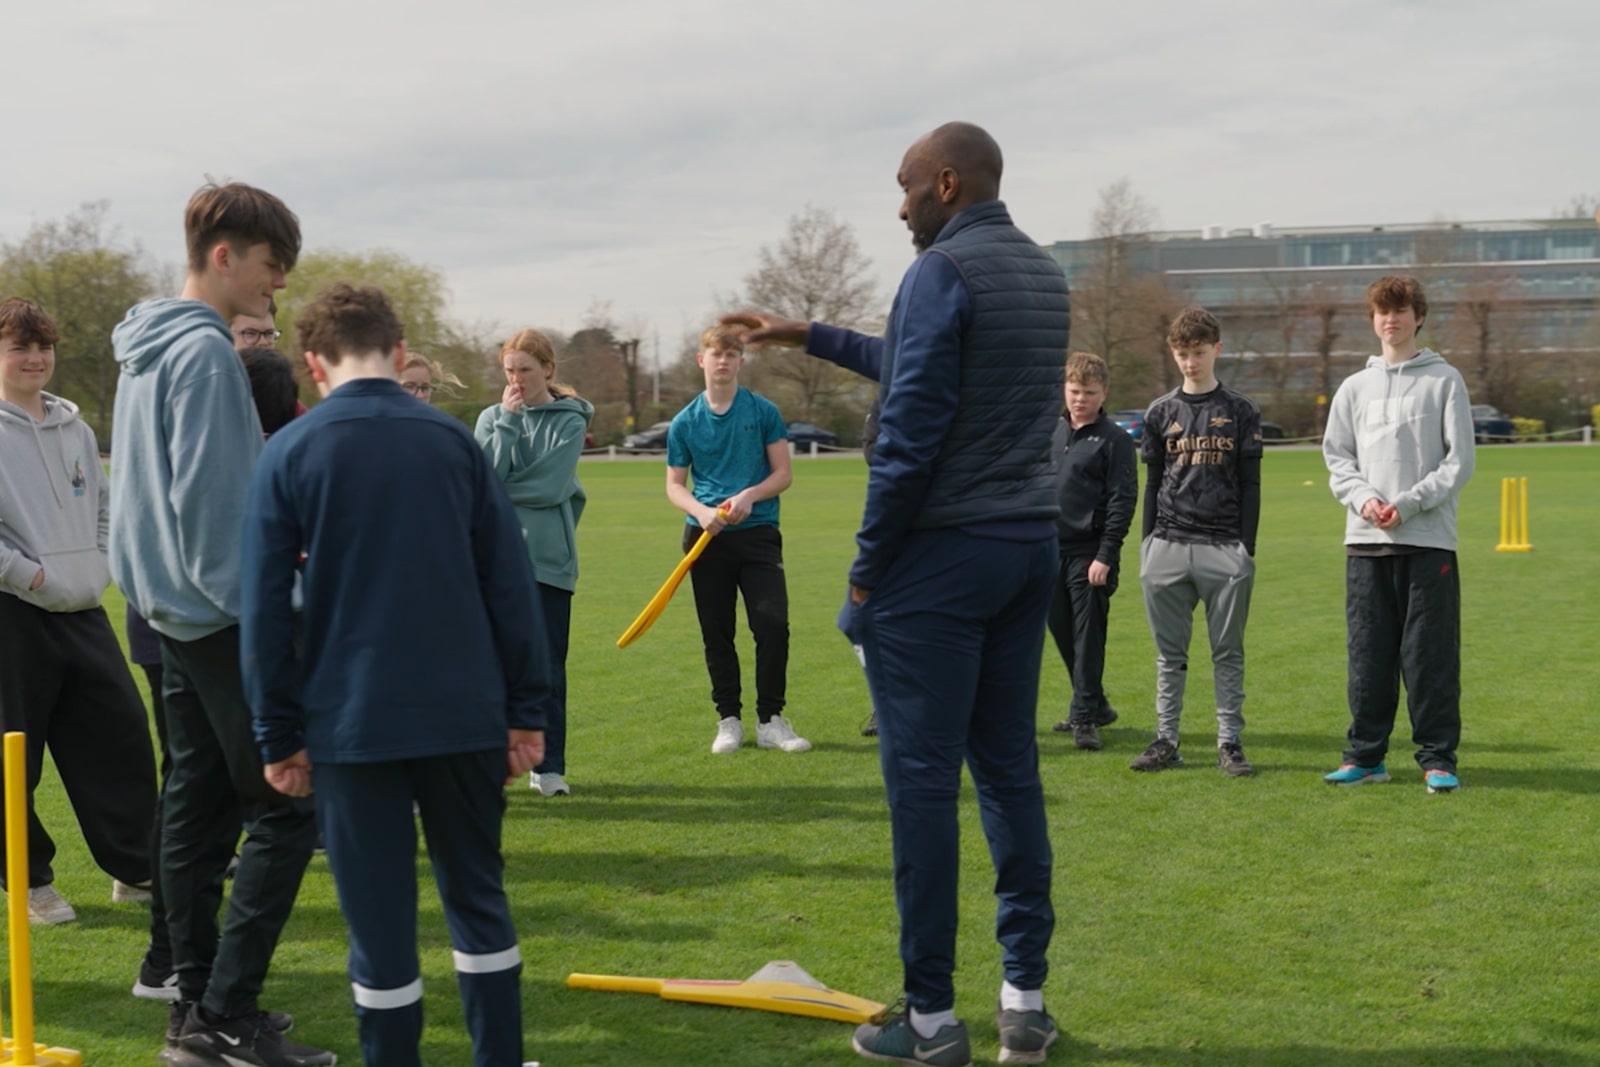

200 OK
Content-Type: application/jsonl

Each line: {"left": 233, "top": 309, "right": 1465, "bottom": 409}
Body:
{"left": 533, "top": 772, "right": 571, "bottom": 797}
{"left": 27, "top": 884, "right": 76, "bottom": 925}
{"left": 711, "top": 717, "right": 744, "bottom": 754}
{"left": 112, "top": 878, "right": 153, "bottom": 904}
{"left": 756, "top": 715, "right": 812, "bottom": 753}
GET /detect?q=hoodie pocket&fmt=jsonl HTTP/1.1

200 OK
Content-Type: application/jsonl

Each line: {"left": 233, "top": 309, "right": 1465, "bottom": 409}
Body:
{"left": 21, "top": 547, "right": 110, "bottom": 613}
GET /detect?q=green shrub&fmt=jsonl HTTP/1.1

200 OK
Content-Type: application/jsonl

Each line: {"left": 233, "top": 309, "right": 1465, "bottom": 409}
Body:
{"left": 1511, "top": 416, "right": 1547, "bottom": 441}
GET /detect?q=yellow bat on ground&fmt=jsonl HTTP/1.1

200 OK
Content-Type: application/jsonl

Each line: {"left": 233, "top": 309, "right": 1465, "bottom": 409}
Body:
{"left": 615, "top": 510, "right": 725, "bottom": 649}
{"left": 567, "top": 961, "right": 885, "bottom": 1024}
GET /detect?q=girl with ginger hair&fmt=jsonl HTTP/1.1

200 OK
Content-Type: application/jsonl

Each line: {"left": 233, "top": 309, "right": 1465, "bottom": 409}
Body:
{"left": 473, "top": 329, "right": 593, "bottom": 796}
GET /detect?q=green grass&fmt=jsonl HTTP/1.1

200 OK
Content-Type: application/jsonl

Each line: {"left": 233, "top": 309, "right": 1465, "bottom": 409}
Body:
{"left": 19, "top": 445, "right": 1600, "bottom": 1065}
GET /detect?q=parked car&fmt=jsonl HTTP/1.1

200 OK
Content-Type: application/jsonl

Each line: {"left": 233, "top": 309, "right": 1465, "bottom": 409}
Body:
{"left": 786, "top": 421, "right": 840, "bottom": 449}
{"left": 1471, "top": 404, "right": 1515, "bottom": 443}
{"left": 621, "top": 421, "right": 672, "bottom": 451}
{"left": 1111, "top": 409, "right": 1146, "bottom": 442}
{"left": 1260, "top": 421, "right": 1286, "bottom": 444}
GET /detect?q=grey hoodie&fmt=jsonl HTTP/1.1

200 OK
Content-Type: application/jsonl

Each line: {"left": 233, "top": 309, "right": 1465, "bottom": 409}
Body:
{"left": 0, "top": 392, "right": 111, "bottom": 612}
{"left": 1323, "top": 347, "right": 1476, "bottom": 551}
{"left": 109, "top": 298, "right": 263, "bottom": 640}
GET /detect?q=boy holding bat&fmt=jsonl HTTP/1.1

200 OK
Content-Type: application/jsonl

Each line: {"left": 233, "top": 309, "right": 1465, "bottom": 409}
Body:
{"left": 666, "top": 325, "right": 809, "bottom": 755}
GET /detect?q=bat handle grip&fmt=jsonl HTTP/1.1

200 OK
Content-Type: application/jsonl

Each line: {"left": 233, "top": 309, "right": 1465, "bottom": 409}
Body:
{"left": 567, "top": 974, "right": 663, "bottom": 995}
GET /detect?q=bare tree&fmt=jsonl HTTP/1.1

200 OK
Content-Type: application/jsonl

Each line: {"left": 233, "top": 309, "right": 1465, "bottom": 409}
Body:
{"left": 732, "top": 206, "right": 881, "bottom": 422}
{"left": 1438, "top": 270, "right": 1532, "bottom": 411}
{"left": 1071, "top": 179, "right": 1177, "bottom": 404}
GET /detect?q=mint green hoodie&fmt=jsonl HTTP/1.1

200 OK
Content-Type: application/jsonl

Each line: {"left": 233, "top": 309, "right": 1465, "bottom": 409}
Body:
{"left": 474, "top": 395, "right": 593, "bottom": 592}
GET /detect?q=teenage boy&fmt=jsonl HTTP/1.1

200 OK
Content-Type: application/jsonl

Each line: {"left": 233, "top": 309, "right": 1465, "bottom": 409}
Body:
{"left": 232, "top": 298, "right": 281, "bottom": 350}
{"left": 666, "top": 325, "right": 809, "bottom": 755}
{"left": 110, "top": 182, "right": 335, "bottom": 1067}
{"left": 0, "top": 297, "right": 158, "bottom": 924}
{"left": 242, "top": 282, "right": 551, "bottom": 1067}
{"left": 1322, "top": 275, "right": 1473, "bottom": 793}
{"left": 1133, "top": 306, "right": 1263, "bottom": 777}
{"left": 1048, "top": 351, "right": 1138, "bottom": 751}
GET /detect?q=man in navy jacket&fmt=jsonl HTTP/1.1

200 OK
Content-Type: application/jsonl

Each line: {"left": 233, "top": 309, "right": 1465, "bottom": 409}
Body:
{"left": 727, "top": 121, "right": 1070, "bottom": 1067}
{"left": 241, "top": 282, "right": 551, "bottom": 1067}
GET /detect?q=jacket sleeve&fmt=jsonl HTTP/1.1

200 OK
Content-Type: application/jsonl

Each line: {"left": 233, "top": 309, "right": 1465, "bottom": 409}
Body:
{"left": 848, "top": 252, "right": 971, "bottom": 592}
{"left": 470, "top": 447, "right": 553, "bottom": 732}
{"left": 806, "top": 323, "right": 884, "bottom": 381}
{"left": 498, "top": 411, "right": 587, "bottom": 509}
{"left": 1391, "top": 374, "right": 1477, "bottom": 520}
{"left": 168, "top": 357, "right": 262, "bottom": 618}
{"left": 240, "top": 445, "right": 307, "bottom": 764}
{"left": 1323, "top": 382, "right": 1382, "bottom": 514}
{"left": 1098, "top": 429, "right": 1139, "bottom": 565}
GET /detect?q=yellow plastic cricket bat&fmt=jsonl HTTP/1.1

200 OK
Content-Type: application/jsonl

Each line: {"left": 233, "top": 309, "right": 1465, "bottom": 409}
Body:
{"left": 567, "top": 961, "right": 884, "bottom": 1024}
{"left": 615, "top": 510, "right": 725, "bottom": 648}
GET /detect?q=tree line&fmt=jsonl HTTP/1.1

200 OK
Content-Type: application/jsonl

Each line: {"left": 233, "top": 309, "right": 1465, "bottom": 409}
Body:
{"left": 7, "top": 193, "right": 1596, "bottom": 448}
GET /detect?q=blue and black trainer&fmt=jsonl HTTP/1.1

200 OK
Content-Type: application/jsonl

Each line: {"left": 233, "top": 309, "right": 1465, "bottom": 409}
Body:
{"left": 852, "top": 1007, "right": 971, "bottom": 1067}
{"left": 1424, "top": 769, "right": 1461, "bottom": 794}
{"left": 1324, "top": 762, "right": 1391, "bottom": 786}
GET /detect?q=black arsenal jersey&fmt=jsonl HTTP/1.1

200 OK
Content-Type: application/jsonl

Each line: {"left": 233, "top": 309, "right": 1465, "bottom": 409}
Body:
{"left": 1141, "top": 382, "right": 1263, "bottom": 547}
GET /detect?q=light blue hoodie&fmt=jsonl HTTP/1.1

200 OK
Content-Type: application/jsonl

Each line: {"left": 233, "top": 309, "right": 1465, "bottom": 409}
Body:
{"left": 109, "top": 298, "right": 263, "bottom": 640}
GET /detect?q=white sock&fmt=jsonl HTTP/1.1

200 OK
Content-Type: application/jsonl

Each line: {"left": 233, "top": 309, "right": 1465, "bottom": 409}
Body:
{"left": 909, "top": 1008, "right": 957, "bottom": 1038}
{"left": 1000, "top": 981, "right": 1043, "bottom": 1013}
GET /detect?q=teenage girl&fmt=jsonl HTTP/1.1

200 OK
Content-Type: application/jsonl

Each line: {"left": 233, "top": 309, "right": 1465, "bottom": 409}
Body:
{"left": 473, "top": 329, "right": 593, "bottom": 796}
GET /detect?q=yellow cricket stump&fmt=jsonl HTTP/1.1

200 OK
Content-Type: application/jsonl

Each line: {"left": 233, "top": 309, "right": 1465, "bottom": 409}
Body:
{"left": 1495, "top": 476, "right": 1533, "bottom": 552}
{"left": 1, "top": 732, "right": 82, "bottom": 1066}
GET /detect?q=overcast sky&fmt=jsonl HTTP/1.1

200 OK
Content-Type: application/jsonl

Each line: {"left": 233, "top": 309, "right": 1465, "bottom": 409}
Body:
{"left": 5, "top": 1, "right": 1596, "bottom": 358}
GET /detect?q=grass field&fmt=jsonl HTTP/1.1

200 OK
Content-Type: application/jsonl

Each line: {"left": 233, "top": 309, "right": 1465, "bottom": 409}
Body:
{"left": 18, "top": 444, "right": 1600, "bottom": 1066}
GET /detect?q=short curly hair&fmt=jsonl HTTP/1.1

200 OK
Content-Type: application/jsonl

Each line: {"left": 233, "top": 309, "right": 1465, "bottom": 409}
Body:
{"left": 295, "top": 283, "right": 403, "bottom": 364}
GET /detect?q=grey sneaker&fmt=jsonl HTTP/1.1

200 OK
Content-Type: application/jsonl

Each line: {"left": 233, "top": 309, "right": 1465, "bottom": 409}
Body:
{"left": 997, "top": 1003, "right": 1059, "bottom": 1064}
{"left": 1217, "top": 741, "right": 1254, "bottom": 777}
{"left": 756, "top": 715, "right": 812, "bottom": 753}
{"left": 1070, "top": 721, "right": 1102, "bottom": 751}
{"left": 113, "top": 878, "right": 153, "bottom": 904}
{"left": 27, "top": 884, "right": 76, "bottom": 925}
{"left": 711, "top": 716, "right": 744, "bottom": 754}
{"left": 1129, "top": 738, "right": 1183, "bottom": 772}
{"left": 852, "top": 1007, "right": 971, "bottom": 1066}
{"left": 532, "top": 772, "right": 571, "bottom": 797}
{"left": 861, "top": 713, "right": 879, "bottom": 737}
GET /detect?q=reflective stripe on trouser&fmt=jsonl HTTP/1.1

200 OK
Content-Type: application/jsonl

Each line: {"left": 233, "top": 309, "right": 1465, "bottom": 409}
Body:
{"left": 853, "top": 527, "right": 1057, "bottom": 1013}
{"left": 1139, "top": 537, "right": 1254, "bottom": 746}
{"left": 317, "top": 750, "right": 524, "bottom": 1067}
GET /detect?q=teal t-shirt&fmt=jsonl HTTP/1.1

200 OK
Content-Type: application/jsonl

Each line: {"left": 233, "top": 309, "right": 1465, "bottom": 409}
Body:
{"left": 667, "top": 388, "right": 787, "bottom": 529}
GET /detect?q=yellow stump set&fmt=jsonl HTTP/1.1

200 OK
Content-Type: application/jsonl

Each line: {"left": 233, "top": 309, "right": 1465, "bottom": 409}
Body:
{"left": 1, "top": 732, "right": 81, "bottom": 1066}
{"left": 1496, "top": 476, "right": 1533, "bottom": 552}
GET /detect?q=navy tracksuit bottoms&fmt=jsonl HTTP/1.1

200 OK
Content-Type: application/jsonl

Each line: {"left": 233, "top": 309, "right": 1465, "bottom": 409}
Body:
{"left": 317, "top": 748, "right": 523, "bottom": 1067}
{"left": 846, "top": 527, "right": 1057, "bottom": 1013}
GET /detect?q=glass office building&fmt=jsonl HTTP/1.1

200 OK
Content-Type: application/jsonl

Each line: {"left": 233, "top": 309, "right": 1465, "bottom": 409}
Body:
{"left": 1048, "top": 220, "right": 1600, "bottom": 352}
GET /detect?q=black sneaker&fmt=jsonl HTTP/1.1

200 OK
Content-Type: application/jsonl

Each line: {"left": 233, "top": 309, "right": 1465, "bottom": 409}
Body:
{"left": 165, "top": 1000, "right": 195, "bottom": 1048}
{"left": 1091, "top": 705, "right": 1119, "bottom": 728}
{"left": 861, "top": 712, "right": 878, "bottom": 738}
{"left": 1129, "top": 738, "right": 1182, "bottom": 772}
{"left": 133, "top": 959, "right": 180, "bottom": 1001}
{"left": 996, "top": 1003, "right": 1059, "bottom": 1064}
{"left": 1218, "top": 741, "right": 1254, "bottom": 777}
{"left": 1070, "top": 721, "right": 1102, "bottom": 751}
{"left": 178, "top": 1006, "right": 333, "bottom": 1066}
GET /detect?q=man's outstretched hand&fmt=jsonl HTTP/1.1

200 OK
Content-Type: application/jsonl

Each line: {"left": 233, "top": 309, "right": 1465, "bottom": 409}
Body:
{"left": 719, "top": 312, "right": 807, "bottom": 347}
